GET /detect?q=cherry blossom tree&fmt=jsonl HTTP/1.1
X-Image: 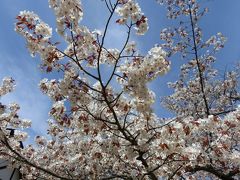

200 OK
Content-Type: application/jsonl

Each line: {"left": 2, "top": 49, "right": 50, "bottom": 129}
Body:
{"left": 0, "top": 0, "right": 239, "bottom": 179}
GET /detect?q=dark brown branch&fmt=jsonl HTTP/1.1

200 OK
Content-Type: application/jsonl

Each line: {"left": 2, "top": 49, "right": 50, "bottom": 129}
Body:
{"left": 96, "top": 2, "right": 119, "bottom": 87}
{"left": 56, "top": 48, "right": 99, "bottom": 81}
{"left": 187, "top": 165, "right": 239, "bottom": 180}
{"left": 1, "top": 137, "right": 72, "bottom": 180}
{"left": 105, "top": 23, "right": 133, "bottom": 88}
{"left": 104, "top": 0, "right": 112, "bottom": 13}
{"left": 136, "top": 150, "right": 158, "bottom": 180}
{"left": 188, "top": 3, "right": 210, "bottom": 116}
{"left": 168, "top": 165, "right": 183, "bottom": 180}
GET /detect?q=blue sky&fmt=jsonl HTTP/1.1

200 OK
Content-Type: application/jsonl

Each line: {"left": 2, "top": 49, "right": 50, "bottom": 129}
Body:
{"left": 0, "top": 0, "right": 240, "bottom": 138}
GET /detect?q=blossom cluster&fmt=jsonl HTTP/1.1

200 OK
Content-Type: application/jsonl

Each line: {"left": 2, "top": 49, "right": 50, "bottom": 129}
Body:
{"left": 48, "top": 0, "right": 83, "bottom": 36}
{"left": 64, "top": 26, "right": 100, "bottom": 67}
{"left": 116, "top": 0, "right": 148, "bottom": 35}
{"left": 118, "top": 46, "right": 170, "bottom": 114}
{"left": 0, "top": 77, "right": 15, "bottom": 96}
{"left": 0, "top": 78, "right": 31, "bottom": 146}
{"left": 2, "top": 77, "right": 239, "bottom": 179}
{"left": 15, "top": 11, "right": 62, "bottom": 72}
{"left": 159, "top": 0, "right": 238, "bottom": 119}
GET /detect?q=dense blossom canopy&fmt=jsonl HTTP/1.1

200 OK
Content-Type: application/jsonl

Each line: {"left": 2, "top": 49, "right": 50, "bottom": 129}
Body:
{"left": 0, "top": 0, "right": 239, "bottom": 179}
